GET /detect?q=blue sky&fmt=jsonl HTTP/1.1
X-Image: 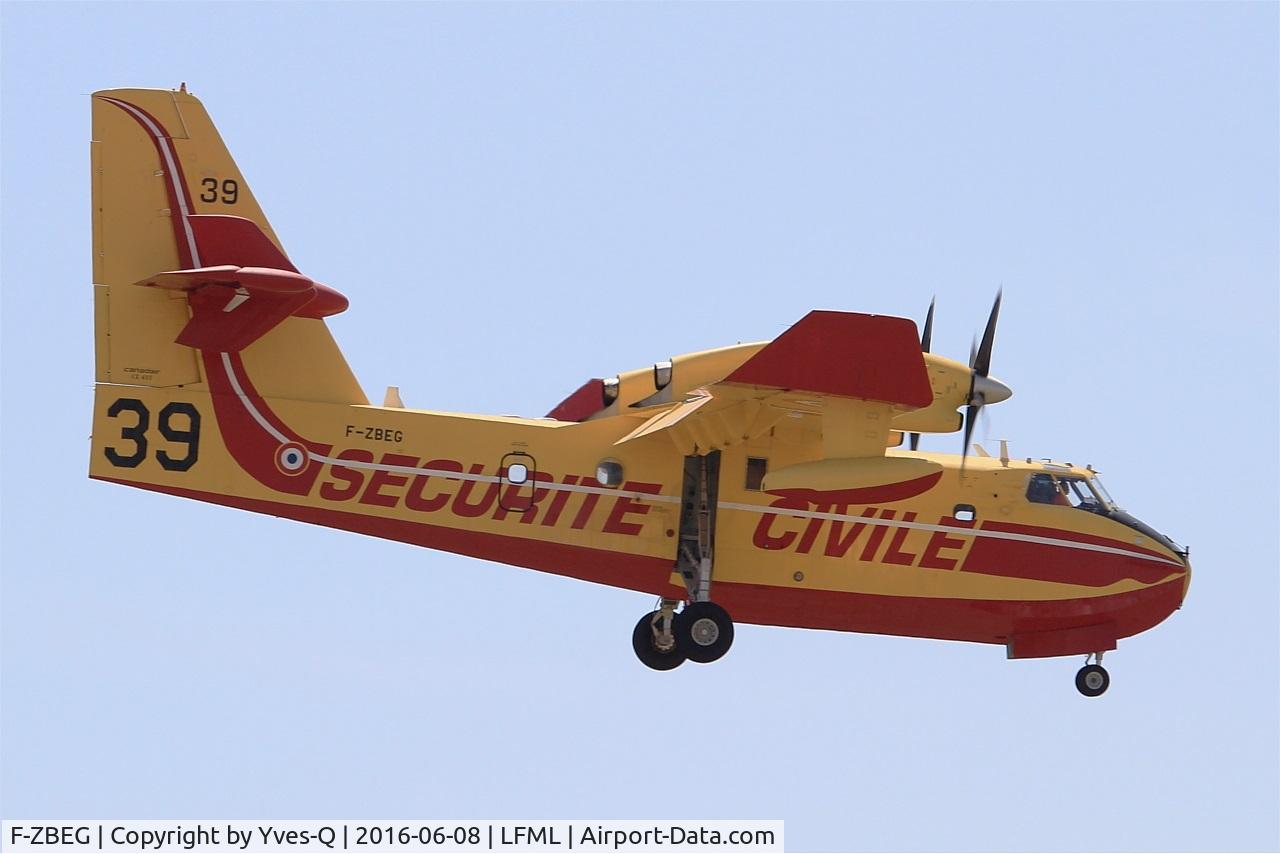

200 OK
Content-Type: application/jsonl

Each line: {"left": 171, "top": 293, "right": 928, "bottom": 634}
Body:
{"left": 2, "top": 3, "right": 1277, "bottom": 850}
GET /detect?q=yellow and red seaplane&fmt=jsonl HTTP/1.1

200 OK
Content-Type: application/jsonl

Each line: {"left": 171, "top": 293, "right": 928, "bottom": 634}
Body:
{"left": 88, "top": 87, "right": 1190, "bottom": 695}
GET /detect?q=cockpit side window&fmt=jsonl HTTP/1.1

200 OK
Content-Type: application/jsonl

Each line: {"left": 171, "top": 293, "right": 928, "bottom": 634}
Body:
{"left": 1026, "top": 473, "right": 1108, "bottom": 513}
{"left": 1027, "top": 473, "right": 1058, "bottom": 504}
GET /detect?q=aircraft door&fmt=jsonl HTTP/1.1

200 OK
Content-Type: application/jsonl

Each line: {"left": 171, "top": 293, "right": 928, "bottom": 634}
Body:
{"left": 499, "top": 451, "right": 538, "bottom": 513}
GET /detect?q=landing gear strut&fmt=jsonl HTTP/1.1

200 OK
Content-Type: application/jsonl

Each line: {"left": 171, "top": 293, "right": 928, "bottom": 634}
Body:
{"left": 631, "top": 451, "right": 737, "bottom": 671}
{"left": 1075, "top": 652, "right": 1110, "bottom": 697}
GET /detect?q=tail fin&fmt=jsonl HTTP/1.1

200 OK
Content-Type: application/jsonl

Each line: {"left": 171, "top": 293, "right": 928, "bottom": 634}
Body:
{"left": 92, "top": 86, "right": 366, "bottom": 404}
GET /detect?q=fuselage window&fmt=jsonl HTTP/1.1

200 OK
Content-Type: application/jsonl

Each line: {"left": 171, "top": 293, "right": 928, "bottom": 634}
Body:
{"left": 745, "top": 457, "right": 768, "bottom": 491}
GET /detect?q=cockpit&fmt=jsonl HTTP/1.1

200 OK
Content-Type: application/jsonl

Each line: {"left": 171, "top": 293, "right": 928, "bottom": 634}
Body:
{"left": 1026, "top": 470, "right": 1185, "bottom": 557}
{"left": 1026, "top": 472, "right": 1115, "bottom": 514}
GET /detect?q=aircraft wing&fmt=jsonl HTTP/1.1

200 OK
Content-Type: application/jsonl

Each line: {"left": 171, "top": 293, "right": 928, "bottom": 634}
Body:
{"left": 722, "top": 310, "right": 932, "bottom": 408}
{"left": 616, "top": 311, "right": 932, "bottom": 458}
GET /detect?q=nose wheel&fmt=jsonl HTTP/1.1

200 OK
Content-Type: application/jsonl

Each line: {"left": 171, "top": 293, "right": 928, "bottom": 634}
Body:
{"left": 1075, "top": 654, "right": 1110, "bottom": 697}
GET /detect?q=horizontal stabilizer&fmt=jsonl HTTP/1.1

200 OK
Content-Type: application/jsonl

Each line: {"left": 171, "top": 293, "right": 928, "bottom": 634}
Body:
{"left": 179, "top": 283, "right": 314, "bottom": 353}
{"left": 725, "top": 311, "right": 932, "bottom": 409}
{"left": 134, "top": 215, "right": 348, "bottom": 353}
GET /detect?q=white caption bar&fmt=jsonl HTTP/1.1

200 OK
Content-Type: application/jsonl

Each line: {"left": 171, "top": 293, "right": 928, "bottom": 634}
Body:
{"left": 2, "top": 821, "right": 783, "bottom": 853}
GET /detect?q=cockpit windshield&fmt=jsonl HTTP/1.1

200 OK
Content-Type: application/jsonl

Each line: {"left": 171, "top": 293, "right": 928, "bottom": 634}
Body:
{"left": 1090, "top": 476, "right": 1120, "bottom": 510}
{"left": 1026, "top": 473, "right": 1114, "bottom": 513}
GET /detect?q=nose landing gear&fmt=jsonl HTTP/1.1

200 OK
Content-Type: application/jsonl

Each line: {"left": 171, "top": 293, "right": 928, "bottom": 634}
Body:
{"left": 1075, "top": 653, "right": 1110, "bottom": 697}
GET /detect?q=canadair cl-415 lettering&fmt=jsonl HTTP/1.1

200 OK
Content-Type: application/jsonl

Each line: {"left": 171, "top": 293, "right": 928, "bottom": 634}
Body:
{"left": 88, "top": 86, "right": 1191, "bottom": 696}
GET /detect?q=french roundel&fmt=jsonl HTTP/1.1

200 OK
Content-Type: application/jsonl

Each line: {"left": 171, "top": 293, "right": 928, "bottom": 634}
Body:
{"left": 275, "top": 442, "right": 309, "bottom": 475}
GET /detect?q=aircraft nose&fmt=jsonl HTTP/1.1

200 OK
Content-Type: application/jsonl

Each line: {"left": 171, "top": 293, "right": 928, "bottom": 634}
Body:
{"left": 972, "top": 373, "right": 1012, "bottom": 405}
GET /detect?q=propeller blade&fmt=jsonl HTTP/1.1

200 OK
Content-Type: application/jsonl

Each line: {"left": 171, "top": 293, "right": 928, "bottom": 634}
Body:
{"left": 908, "top": 298, "right": 936, "bottom": 455}
{"left": 909, "top": 298, "right": 936, "bottom": 456}
{"left": 972, "top": 289, "right": 1002, "bottom": 377}
{"left": 960, "top": 402, "right": 979, "bottom": 473}
{"left": 921, "top": 297, "right": 935, "bottom": 353}
{"left": 962, "top": 291, "right": 1005, "bottom": 472}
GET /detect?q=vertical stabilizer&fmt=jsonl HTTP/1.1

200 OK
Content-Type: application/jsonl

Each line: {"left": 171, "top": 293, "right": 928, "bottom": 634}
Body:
{"left": 92, "top": 86, "right": 366, "bottom": 404}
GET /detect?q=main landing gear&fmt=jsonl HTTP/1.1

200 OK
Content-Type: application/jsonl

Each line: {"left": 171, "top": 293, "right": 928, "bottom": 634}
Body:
{"left": 633, "top": 451, "right": 736, "bottom": 671}
{"left": 1075, "top": 652, "right": 1111, "bottom": 697}
{"left": 633, "top": 598, "right": 736, "bottom": 671}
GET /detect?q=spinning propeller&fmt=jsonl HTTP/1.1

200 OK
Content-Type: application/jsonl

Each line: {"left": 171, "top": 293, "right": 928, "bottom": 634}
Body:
{"left": 962, "top": 290, "right": 1011, "bottom": 470}
{"left": 908, "top": 292, "right": 1011, "bottom": 467}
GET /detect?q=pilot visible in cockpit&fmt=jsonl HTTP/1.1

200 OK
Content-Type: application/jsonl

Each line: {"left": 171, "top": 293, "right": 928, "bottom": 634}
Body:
{"left": 1027, "top": 473, "right": 1062, "bottom": 505}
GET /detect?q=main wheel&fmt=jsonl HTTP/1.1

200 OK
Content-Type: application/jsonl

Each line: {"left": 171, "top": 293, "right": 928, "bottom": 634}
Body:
{"left": 1075, "top": 663, "right": 1110, "bottom": 697}
{"left": 674, "top": 601, "right": 735, "bottom": 664}
{"left": 632, "top": 612, "right": 686, "bottom": 671}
